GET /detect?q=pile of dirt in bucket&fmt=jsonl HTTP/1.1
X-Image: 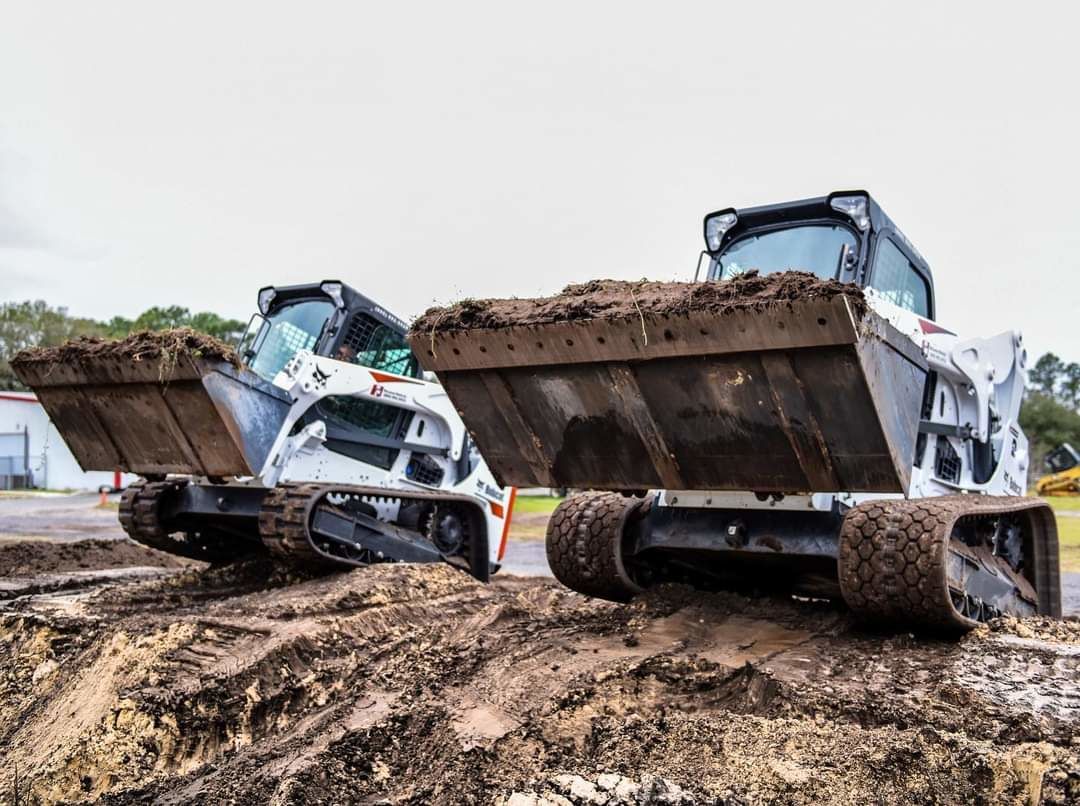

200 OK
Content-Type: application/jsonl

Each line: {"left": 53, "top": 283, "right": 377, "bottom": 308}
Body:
{"left": 11, "top": 328, "right": 240, "bottom": 372}
{"left": 412, "top": 271, "right": 867, "bottom": 334}
{"left": 1, "top": 561, "right": 1077, "bottom": 804}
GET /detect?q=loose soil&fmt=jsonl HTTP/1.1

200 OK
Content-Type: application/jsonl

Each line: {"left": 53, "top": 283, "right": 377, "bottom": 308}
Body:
{"left": 412, "top": 271, "right": 867, "bottom": 335}
{"left": 2, "top": 561, "right": 1078, "bottom": 805}
{"left": 0, "top": 538, "right": 193, "bottom": 577}
{"left": 11, "top": 328, "right": 240, "bottom": 372}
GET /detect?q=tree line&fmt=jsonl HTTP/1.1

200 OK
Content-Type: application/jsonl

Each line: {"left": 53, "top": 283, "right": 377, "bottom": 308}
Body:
{"left": 0, "top": 300, "right": 245, "bottom": 390}
{"left": 1020, "top": 353, "right": 1080, "bottom": 480}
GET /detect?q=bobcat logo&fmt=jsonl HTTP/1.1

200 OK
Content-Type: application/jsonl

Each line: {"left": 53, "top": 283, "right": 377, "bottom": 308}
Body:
{"left": 312, "top": 365, "right": 331, "bottom": 389}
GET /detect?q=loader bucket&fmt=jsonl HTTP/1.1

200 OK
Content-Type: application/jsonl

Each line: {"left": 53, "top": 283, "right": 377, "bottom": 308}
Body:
{"left": 409, "top": 283, "right": 928, "bottom": 493}
{"left": 11, "top": 350, "right": 291, "bottom": 478}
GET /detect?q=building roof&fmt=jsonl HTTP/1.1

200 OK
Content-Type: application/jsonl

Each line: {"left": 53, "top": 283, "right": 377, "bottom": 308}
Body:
{"left": 0, "top": 392, "right": 39, "bottom": 404}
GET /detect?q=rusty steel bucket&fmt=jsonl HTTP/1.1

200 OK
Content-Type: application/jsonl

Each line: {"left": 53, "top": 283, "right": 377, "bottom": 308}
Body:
{"left": 409, "top": 294, "right": 928, "bottom": 493}
{"left": 12, "top": 354, "right": 291, "bottom": 478}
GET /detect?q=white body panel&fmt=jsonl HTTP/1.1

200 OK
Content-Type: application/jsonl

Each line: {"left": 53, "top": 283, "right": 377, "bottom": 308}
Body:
{"left": 254, "top": 350, "right": 513, "bottom": 567}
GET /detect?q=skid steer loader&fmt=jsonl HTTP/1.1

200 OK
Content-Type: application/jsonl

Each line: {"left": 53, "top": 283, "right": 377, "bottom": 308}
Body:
{"left": 12, "top": 281, "right": 514, "bottom": 580}
{"left": 1036, "top": 444, "right": 1080, "bottom": 496}
{"left": 408, "top": 191, "right": 1061, "bottom": 631}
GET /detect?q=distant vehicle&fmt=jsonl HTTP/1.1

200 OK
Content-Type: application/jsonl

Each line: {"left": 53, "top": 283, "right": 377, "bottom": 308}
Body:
{"left": 1036, "top": 443, "right": 1080, "bottom": 496}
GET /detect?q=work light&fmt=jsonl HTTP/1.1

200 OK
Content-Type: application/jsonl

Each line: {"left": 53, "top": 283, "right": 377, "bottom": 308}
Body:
{"left": 704, "top": 211, "right": 738, "bottom": 251}
{"left": 828, "top": 193, "right": 870, "bottom": 231}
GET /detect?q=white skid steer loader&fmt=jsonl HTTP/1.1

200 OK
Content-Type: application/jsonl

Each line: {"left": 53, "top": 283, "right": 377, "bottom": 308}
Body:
{"left": 13, "top": 281, "right": 514, "bottom": 580}
{"left": 410, "top": 191, "right": 1061, "bottom": 631}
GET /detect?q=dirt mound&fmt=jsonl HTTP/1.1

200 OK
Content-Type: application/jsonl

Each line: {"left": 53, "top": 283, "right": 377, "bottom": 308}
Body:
{"left": 11, "top": 327, "right": 240, "bottom": 371}
{"left": 0, "top": 538, "right": 193, "bottom": 576}
{"left": 2, "top": 563, "right": 1078, "bottom": 804}
{"left": 412, "top": 271, "right": 866, "bottom": 334}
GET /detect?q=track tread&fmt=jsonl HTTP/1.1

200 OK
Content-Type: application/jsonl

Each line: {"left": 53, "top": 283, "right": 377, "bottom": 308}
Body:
{"left": 118, "top": 479, "right": 253, "bottom": 564}
{"left": 258, "top": 482, "right": 491, "bottom": 579}
{"left": 545, "top": 491, "right": 643, "bottom": 602}
{"left": 839, "top": 495, "right": 1060, "bottom": 632}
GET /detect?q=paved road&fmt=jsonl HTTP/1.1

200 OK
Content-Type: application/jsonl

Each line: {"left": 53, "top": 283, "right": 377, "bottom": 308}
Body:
{"left": 1, "top": 494, "right": 1076, "bottom": 615}
{"left": 0, "top": 492, "right": 124, "bottom": 541}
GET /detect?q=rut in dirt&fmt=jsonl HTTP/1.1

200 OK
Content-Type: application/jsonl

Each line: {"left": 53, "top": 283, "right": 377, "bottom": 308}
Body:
{"left": 1, "top": 562, "right": 1078, "bottom": 805}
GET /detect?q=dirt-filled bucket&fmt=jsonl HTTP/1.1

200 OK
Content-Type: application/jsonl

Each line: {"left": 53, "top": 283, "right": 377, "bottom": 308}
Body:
{"left": 409, "top": 274, "right": 928, "bottom": 493}
{"left": 11, "top": 330, "right": 291, "bottom": 478}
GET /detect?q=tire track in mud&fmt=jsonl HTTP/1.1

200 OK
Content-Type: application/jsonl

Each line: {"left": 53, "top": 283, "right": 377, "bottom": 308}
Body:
{"left": 1, "top": 562, "right": 1079, "bottom": 805}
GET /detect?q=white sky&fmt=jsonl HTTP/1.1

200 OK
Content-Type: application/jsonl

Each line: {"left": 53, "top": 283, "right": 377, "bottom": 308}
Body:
{"left": 1, "top": 2, "right": 1078, "bottom": 360}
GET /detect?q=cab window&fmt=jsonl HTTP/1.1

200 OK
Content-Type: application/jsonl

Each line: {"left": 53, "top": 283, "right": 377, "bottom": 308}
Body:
{"left": 871, "top": 239, "right": 930, "bottom": 317}
{"left": 337, "top": 314, "right": 419, "bottom": 377}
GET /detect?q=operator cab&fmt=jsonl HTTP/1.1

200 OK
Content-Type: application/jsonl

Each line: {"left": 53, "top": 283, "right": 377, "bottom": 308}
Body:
{"left": 698, "top": 190, "right": 936, "bottom": 320}
{"left": 1046, "top": 443, "right": 1080, "bottom": 473}
{"left": 238, "top": 280, "right": 420, "bottom": 383}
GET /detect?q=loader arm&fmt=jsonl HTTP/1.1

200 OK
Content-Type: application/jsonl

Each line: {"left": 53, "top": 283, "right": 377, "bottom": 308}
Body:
{"left": 258, "top": 349, "right": 469, "bottom": 487}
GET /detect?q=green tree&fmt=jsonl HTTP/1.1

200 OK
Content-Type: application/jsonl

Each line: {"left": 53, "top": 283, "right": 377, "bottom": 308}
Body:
{"left": 1029, "top": 352, "right": 1064, "bottom": 397}
{"left": 187, "top": 311, "right": 246, "bottom": 342}
{"left": 131, "top": 305, "right": 193, "bottom": 332}
{"left": 0, "top": 300, "right": 246, "bottom": 390}
{"left": 1020, "top": 391, "right": 1080, "bottom": 478}
{"left": 1060, "top": 362, "right": 1080, "bottom": 410}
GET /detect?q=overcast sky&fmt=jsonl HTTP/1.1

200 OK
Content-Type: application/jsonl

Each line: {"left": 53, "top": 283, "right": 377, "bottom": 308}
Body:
{"left": 1, "top": 2, "right": 1077, "bottom": 360}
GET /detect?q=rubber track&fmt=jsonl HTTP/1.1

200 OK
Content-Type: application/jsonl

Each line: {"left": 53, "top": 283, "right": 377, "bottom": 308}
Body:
{"left": 839, "top": 495, "right": 1060, "bottom": 631}
{"left": 545, "top": 491, "right": 643, "bottom": 601}
{"left": 258, "top": 484, "right": 326, "bottom": 564}
{"left": 118, "top": 479, "right": 250, "bottom": 563}
{"left": 258, "top": 482, "right": 489, "bottom": 571}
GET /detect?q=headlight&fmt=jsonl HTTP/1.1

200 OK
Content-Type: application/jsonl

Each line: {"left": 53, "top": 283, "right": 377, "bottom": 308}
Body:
{"left": 829, "top": 193, "right": 870, "bottom": 231}
{"left": 257, "top": 287, "right": 277, "bottom": 315}
{"left": 704, "top": 211, "right": 738, "bottom": 251}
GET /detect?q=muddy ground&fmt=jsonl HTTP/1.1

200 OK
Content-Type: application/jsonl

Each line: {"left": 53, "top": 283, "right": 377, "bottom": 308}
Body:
{"left": 411, "top": 271, "right": 866, "bottom": 334}
{"left": 2, "top": 541, "right": 1079, "bottom": 805}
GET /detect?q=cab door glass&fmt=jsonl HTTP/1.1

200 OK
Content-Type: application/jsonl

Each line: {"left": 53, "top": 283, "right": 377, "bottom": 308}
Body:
{"left": 871, "top": 239, "right": 930, "bottom": 317}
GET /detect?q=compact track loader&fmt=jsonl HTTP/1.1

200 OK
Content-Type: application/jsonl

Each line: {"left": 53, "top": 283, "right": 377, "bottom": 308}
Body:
{"left": 1036, "top": 444, "right": 1080, "bottom": 496}
{"left": 409, "top": 191, "right": 1061, "bottom": 631}
{"left": 12, "top": 281, "right": 514, "bottom": 580}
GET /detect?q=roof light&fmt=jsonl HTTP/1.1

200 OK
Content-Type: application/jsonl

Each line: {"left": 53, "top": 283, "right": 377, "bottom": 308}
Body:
{"left": 320, "top": 281, "right": 345, "bottom": 308}
{"left": 257, "top": 287, "right": 277, "bottom": 315}
{"left": 704, "top": 211, "right": 738, "bottom": 251}
{"left": 829, "top": 194, "right": 870, "bottom": 231}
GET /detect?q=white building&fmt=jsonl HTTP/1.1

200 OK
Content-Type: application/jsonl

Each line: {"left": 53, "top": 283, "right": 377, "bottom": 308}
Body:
{"left": 0, "top": 392, "right": 137, "bottom": 491}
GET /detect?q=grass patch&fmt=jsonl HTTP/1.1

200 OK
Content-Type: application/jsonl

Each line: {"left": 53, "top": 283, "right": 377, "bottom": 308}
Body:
{"left": 1049, "top": 498, "right": 1080, "bottom": 573}
{"left": 512, "top": 495, "right": 563, "bottom": 516}
{"left": 1045, "top": 496, "right": 1080, "bottom": 513}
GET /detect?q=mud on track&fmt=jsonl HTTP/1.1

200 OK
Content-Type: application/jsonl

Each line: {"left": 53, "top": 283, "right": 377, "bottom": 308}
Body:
{"left": 1, "top": 562, "right": 1079, "bottom": 805}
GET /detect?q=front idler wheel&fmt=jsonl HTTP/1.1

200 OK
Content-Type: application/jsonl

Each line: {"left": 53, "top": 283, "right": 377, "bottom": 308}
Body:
{"left": 545, "top": 491, "right": 646, "bottom": 601}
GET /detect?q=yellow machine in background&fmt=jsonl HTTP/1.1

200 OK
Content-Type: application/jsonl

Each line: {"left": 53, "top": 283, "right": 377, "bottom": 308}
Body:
{"left": 1036, "top": 444, "right": 1080, "bottom": 496}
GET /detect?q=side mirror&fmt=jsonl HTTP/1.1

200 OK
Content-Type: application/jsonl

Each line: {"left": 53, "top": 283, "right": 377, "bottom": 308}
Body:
{"left": 237, "top": 313, "right": 269, "bottom": 364}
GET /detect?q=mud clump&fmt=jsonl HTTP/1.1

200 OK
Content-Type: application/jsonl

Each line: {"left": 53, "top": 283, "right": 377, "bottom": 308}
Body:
{"left": 11, "top": 327, "right": 240, "bottom": 374}
{"left": 412, "top": 271, "right": 867, "bottom": 335}
{"left": 1, "top": 563, "right": 1078, "bottom": 804}
{"left": 0, "top": 538, "right": 193, "bottom": 576}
